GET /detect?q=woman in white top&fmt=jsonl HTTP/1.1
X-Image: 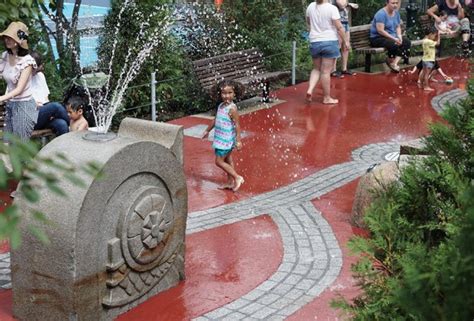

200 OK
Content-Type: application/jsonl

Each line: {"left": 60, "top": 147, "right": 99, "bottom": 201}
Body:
{"left": 0, "top": 21, "right": 38, "bottom": 141}
{"left": 305, "top": 0, "right": 349, "bottom": 104}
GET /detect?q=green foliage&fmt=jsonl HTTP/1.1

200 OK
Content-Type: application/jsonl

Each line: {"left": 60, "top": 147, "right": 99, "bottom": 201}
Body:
{"left": 173, "top": 2, "right": 250, "bottom": 60}
{"left": 334, "top": 77, "right": 474, "bottom": 320}
{"left": 98, "top": 0, "right": 210, "bottom": 122}
{"left": 0, "top": 134, "right": 101, "bottom": 247}
{"left": 0, "top": 0, "right": 37, "bottom": 27}
{"left": 350, "top": 0, "right": 386, "bottom": 25}
{"left": 223, "top": 0, "right": 294, "bottom": 70}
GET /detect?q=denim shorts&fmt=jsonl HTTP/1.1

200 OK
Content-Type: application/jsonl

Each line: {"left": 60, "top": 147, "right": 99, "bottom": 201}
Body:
{"left": 423, "top": 61, "right": 435, "bottom": 69}
{"left": 309, "top": 41, "right": 341, "bottom": 59}
{"left": 342, "top": 22, "right": 349, "bottom": 32}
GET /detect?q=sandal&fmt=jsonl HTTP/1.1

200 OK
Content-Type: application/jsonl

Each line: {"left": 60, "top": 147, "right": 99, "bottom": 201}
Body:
{"left": 305, "top": 93, "right": 312, "bottom": 102}
{"left": 330, "top": 71, "right": 344, "bottom": 78}
{"left": 341, "top": 69, "right": 355, "bottom": 76}
{"left": 385, "top": 60, "right": 400, "bottom": 73}
{"left": 444, "top": 77, "right": 453, "bottom": 84}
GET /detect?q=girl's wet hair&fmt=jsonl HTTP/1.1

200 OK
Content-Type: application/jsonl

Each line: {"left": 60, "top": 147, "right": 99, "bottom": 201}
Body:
{"left": 210, "top": 79, "right": 245, "bottom": 102}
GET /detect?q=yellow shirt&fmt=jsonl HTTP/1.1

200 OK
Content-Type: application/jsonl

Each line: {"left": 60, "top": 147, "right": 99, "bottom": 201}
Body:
{"left": 422, "top": 38, "right": 436, "bottom": 62}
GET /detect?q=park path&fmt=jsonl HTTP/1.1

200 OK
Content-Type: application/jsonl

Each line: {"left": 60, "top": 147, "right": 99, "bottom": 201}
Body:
{"left": 0, "top": 57, "right": 469, "bottom": 321}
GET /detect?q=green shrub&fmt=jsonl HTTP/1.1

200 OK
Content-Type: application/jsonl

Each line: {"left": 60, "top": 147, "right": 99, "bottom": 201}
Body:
{"left": 334, "top": 77, "right": 474, "bottom": 320}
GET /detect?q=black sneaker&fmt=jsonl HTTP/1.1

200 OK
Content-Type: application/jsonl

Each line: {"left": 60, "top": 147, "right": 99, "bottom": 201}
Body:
{"left": 330, "top": 71, "right": 344, "bottom": 78}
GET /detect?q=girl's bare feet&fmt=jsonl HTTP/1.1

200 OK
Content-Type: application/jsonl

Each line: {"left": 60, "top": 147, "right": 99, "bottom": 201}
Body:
{"left": 305, "top": 93, "right": 312, "bottom": 102}
{"left": 423, "top": 87, "right": 434, "bottom": 92}
{"left": 323, "top": 97, "right": 338, "bottom": 104}
{"left": 218, "top": 178, "right": 234, "bottom": 190}
{"left": 232, "top": 176, "right": 245, "bottom": 192}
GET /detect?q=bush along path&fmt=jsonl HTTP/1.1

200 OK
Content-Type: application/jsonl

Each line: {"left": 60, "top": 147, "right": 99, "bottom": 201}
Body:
{"left": 334, "top": 82, "right": 474, "bottom": 320}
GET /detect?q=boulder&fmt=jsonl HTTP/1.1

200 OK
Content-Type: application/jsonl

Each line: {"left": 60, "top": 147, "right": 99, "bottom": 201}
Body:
{"left": 352, "top": 161, "right": 400, "bottom": 228}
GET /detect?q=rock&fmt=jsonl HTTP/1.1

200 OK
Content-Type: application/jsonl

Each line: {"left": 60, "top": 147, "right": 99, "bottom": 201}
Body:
{"left": 398, "top": 154, "right": 429, "bottom": 169}
{"left": 351, "top": 161, "right": 400, "bottom": 228}
{"left": 12, "top": 118, "right": 187, "bottom": 321}
{"left": 399, "top": 138, "right": 427, "bottom": 155}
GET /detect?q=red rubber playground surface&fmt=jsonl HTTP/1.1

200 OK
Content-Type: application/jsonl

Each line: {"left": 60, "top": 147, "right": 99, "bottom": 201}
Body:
{"left": 0, "top": 57, "right": 470, "bottom": 320}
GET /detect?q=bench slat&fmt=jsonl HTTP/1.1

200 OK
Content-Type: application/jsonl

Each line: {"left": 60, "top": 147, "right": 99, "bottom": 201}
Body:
{"left": 192, "top": 47, "right": 289, "bottom": 99}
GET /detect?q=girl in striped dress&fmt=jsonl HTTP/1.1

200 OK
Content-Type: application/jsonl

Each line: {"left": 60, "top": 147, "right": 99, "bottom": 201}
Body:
{"left": 202, "top": 80, "right": 244, "bottom": 192}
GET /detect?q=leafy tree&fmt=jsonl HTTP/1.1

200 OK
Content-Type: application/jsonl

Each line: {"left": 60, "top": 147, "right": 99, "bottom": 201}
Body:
{"left": 0, "top": 0, "right": 37, "bottom": 26}
{"left": 33, "top": 0, "right": 83, "bottom": 78}
{"left": 172, "top": 2, "right": 250, "bottom": 60}
{"left": 223, "top": 0, "right": 290, "bottom": 69}
{"left": 98, "top": 0, "right": 209, "bottom": 123}
{"left": 334, "top": 77, "right": 474, "bottom": 320}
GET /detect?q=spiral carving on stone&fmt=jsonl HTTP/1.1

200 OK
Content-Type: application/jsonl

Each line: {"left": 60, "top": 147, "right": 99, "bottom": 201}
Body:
{"left": 103, "top": 184, "right": 181, "bottom": 308}
{"left": 125, "top": 191, "right": 171, "bottom": 269}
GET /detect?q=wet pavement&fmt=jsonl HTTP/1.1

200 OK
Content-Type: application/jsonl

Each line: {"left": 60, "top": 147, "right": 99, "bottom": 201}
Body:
{"left": 0, "top": 57, "right": 470, "bottom": 320}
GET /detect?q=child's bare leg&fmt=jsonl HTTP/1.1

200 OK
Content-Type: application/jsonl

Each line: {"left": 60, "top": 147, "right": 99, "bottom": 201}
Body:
{"left": 218, "top": 154, "right": 235, "bottom": 189}
{"left": 429, "top": 69, "right": 440, "bottom": 82}
{"left": 417, "top": 70, "right": 424, "bottom": 88}
{"left": 423, "top": 67, "right": 434, "bottom": 91}
{"left": 437, "top": 68, "right": 451, "bottom": 81}
{"left": 215, "top": 154, "right": 243, "bottom": 191}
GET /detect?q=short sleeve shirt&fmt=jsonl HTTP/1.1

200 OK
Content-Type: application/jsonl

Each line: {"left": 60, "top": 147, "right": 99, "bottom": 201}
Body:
{"left": 369, "top": 8, "right": 401, "bottom": 38}
{"left": 0, "top": 52, "right": 36, "bottom": 101}
{"left": 422, "top": 38, "right": 437, "bottom": 62}
{"left": 30, "top": 72, "right": 50, "bottom": 105}
{"left": 306, "top": 2, "right": 341, "bottom": 42}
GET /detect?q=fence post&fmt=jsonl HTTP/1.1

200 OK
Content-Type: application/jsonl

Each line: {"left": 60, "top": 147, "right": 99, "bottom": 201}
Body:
{"left": 151, "top": 71, "right": 156, "bottom": 122}
{"left": 291, "top": 41, "right": 296, "bottom": 86}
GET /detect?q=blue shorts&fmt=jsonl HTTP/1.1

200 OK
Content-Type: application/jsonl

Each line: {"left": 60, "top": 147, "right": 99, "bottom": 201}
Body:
{"left": 342, "top": 22, "right": 349, "bottom": 32}
{"left": 423, "top": 61, "right": 435, "bottom": 69}
{"left": 309, "top": 41, "right": 341, "bottom": 59}
{"left": 215, "top": 148, "right": 233, "bottom": 157}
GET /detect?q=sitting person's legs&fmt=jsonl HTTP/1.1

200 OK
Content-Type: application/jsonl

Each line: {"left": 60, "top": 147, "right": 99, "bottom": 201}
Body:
{"left": 48, "top": 118, "right": 69, "bottom": 136}
{"left": 460, "top": 17, "right": 471, "bottom": 45}
{"left": 370, "top": 37, "right": 399, "bottom": 60}
{"left": 35, "top": 102, "right": 70, "bottom": 136}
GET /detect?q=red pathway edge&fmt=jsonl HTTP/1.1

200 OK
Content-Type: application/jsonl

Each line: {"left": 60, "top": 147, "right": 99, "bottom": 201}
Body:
{"left": 0, "top": 215, "right": 283, "bottom": 321}
{"left": 0, "top": 57, "right": 470, "bottom": 320}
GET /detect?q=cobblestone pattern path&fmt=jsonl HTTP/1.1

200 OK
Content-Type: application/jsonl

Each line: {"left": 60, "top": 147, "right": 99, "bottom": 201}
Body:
{"left": 191, "top": 142, "right": 398, "bottom": 321}
{"left": 0, "top": 89, "right": 466, "bottom": 320}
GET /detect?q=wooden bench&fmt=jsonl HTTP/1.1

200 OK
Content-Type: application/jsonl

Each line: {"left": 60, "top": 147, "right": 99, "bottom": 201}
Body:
{"left": 0, "top": 103, "right": 54, "bottom": 146}
{"left": 192, "top": 48, "right": 290, "bottom": 102}
{"left": 350, "top": 24, "right": 423, "bottom": 72}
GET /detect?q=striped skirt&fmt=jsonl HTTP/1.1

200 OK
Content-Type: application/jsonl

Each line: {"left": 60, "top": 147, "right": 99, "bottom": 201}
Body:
{"left": 4, "top": 99, "right": 39, "bottom": 142}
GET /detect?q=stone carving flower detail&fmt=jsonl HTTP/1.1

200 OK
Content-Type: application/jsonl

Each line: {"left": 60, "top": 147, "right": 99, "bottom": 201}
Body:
{"left": 142, "top": 211, "right": 167, "bottom": 249}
